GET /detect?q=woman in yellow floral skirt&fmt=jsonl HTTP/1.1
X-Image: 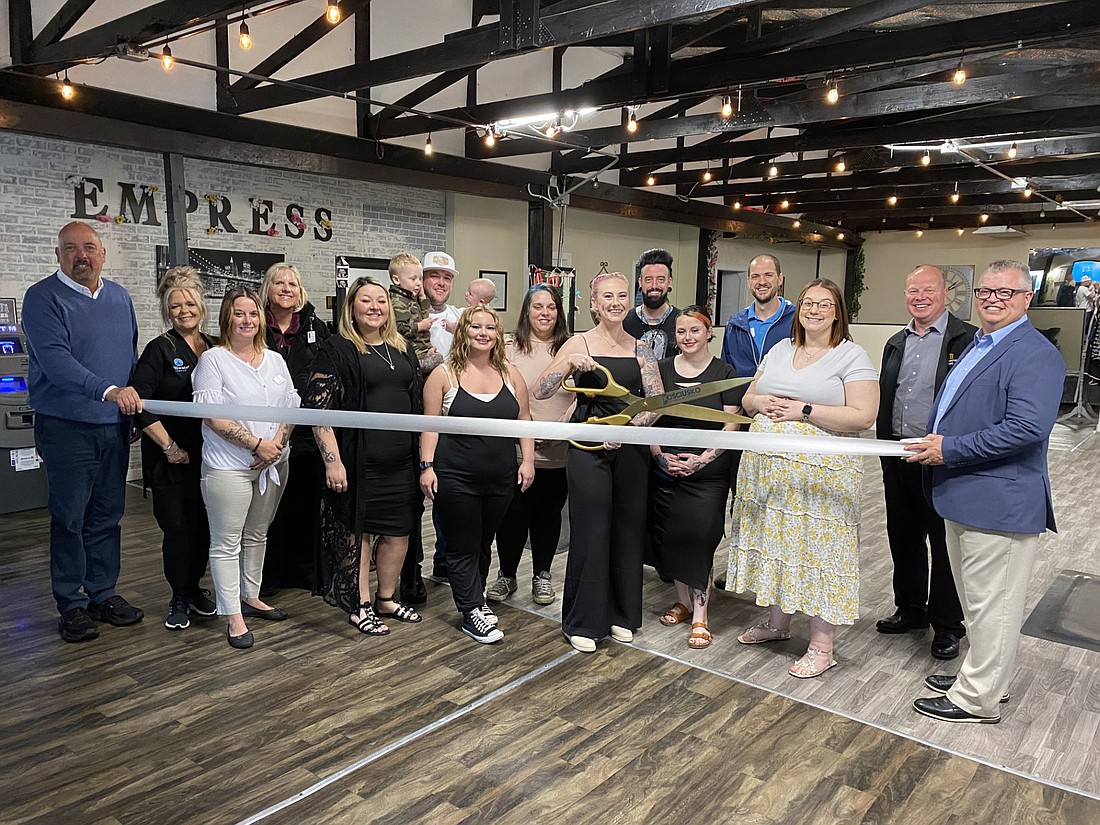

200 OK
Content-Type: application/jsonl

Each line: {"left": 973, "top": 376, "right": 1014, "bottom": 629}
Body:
{"left": 725, "top": 279, "right": 878, "bottom": 678}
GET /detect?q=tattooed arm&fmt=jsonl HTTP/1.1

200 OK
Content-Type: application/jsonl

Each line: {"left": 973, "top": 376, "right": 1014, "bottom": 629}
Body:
{"left": 304, "top": 369, "right": 347, "bottom": 491}
{"left": 535, "top": 334, "right": 597, "bottom": 399}
{"left": 629, "top": 340, "right": 664, "bottom": 427}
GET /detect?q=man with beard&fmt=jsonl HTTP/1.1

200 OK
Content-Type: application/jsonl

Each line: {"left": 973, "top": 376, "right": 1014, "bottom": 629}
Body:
{"left": 22, "top": 221, "right": 145, "bottom": 642}
{"left": 423, "top": 251, "right": 463, "bottom": 361}
{"left": 623, "top": 248, "right": 679, "bottom": 359}
{"left": 721, "top": 254, "right": 795, "bottom": 378}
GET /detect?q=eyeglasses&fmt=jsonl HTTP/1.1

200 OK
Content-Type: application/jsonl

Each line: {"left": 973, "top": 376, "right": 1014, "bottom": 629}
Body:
{"left": 974, "top": 287, "right": 1029, "bottom": 301}
{"left": 799, "top": 299, "right": 835, "bottom": 311}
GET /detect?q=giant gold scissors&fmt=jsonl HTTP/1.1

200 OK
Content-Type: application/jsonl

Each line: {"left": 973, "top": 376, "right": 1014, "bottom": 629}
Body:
{"left": 562, "top": 363, "right": 754, "bottom": 450}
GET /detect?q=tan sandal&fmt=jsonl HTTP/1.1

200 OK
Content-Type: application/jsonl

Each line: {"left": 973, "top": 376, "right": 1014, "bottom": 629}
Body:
{"left": 660, "top": 602, "right": 691, "bottom": 626}
{"left": 788, "top": 648, "right": 837, "bottom": 679}
{"left": 688, "top": 621, "right": 712, "bottom": 649}
{"left": 737, "top": 620, "right": 791, "bottom": 645}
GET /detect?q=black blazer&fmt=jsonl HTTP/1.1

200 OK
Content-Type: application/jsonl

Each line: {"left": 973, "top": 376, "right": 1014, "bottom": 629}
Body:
{"left": 876, "top": 313, "right": 977, "bottom": 442}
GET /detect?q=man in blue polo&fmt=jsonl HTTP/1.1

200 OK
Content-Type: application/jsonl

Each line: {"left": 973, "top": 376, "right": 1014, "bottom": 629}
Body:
{"left": 22, "top": 221, "right": 145, "bottom": 642}
{"left": 721, "top": 253, "right": 795, "bottom": 378}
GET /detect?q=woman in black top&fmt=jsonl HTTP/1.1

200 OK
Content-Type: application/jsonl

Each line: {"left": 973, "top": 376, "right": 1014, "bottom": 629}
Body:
{"left": 129, "top": 268, "right": 216, "bottom": 631}
{"left": 420, "top": 305, "right": 535, "bottom": 644}
{"left": 305, "top": 278, "right": 423, "bottom": 636}
{"left": 650, "top": 307, "right": 743, "bottom": 649}
{"left": 536, "top": 271, "right": 664, "bottom": 654}
{"left": 260, "top": 263, "right": 330, "bottom": 595}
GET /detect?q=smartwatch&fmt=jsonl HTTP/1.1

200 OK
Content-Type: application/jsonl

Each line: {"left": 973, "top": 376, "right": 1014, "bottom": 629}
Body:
{"left": 418, "top": 460, "right": 434, "bottom": 472}
{"left": 801, "top": 404, "right": 813, "bottom": 422}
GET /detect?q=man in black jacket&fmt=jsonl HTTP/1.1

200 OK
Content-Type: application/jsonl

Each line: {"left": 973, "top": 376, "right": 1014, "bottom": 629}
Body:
{"left": 876, "top": 265, "right": 977, "bottom": 660}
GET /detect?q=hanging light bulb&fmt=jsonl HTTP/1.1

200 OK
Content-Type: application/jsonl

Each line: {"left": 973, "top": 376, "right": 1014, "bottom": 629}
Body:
{"left": 957, "top": 228, "right": 965, "bottom": 236}
{"left": 424, "top": 133, "right": 433, "bottom": 156}
{"left": 1040, "top": 207, "right": 1046, "bottom": 218}
{"left": 239, "top": 19, "right": 253, "bottom": 49}
{"left": 837, "top": 231, "right": 846, "bottom": 240}
{"left": 825, "top": 82, "right": 839, "bottom": 104}
{"left": 545, "top": 121, "right": 559, "bottom": 138}
{"left": 732, "top": 201, "right": 741, "bottom": 210}
{"left": 887, "top": 194, "right": 898, "bottom": 206}
{"left": 702, "top": 166, "right": 712, "bottom": 183}
{"left": 792, "top": 219, "right": 801, "bottom": 228}
{"left": 1023, "top": 186, "right": 1033, "bottom": 198}
{"left": 916, "top": 229, "right": 924, "bottom": 238}
{"left": 161, "top": 44, "right": 174, "bottom": 70}
{"left": 60, "top": 72, "right": 74, "bottom": 100}
{"left": 952, "top": 65, "right": 966, "bottom": 86}
{"left": 979, "top": 213, "right": 989, "bottom": 223}
{"left": 767, "top": 164, "right": 778, "bottom": 178}
{"left": 779, "top": 199, "right": 789, "bottom": 210}
{"left": 645, "top": 175, "right": 656, "bottom": 186}
{"left": 484, "top": 128, "right": 496, "bottom": 147}
{"left": 921, "top": 150, "right": 931, "bottom": 167}
{"left": 326, "top": 1, "right": 341, "bottom": 24}
{"left": 626, "top": 109, "right": 638, "bottom": 133}
{"left": 835, "top": 159, "right": 846, "bottom": 173}
{"left": 1007, "top": 142, "right": 1018, "bottom": 159}
{"left": 950, "top": 190, "right": 960, "bottom": 204}
{"left": 720, "top": 95, "right": 733, "bottom": 118}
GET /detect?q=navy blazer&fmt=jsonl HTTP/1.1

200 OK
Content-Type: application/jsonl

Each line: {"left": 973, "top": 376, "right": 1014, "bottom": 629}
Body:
{"left": 924, "top": 320, "right": 1064, "bottom": 535}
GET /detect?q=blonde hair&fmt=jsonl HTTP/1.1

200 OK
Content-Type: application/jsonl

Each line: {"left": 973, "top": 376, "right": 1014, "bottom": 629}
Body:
{"left": 389, "top": 252, "right": 422, "bottom": 278}
{"left": 158, "top": 266, "right": 207, "bottom": 328}
{"left": 259, "top": 262, "right": 307, "bottom": 312}
{"left": 588, "top": 270, "right": 630, "bottom": 325}
{"left": 217, "top": 287, "right": 266, "bottom": 355}
{"left": 337, "top": 277, "right": 407, "bottom": 354}
{"left": 449, "top": 305, "right": 508, "bottom": 380}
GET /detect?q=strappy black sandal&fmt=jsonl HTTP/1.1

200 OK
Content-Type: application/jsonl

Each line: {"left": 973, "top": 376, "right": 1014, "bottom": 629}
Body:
{"left": 373, "top": 593, "right": 423, "bottom": 624}
{"left": 348, "top": 602, "right": 390, "bottom": 636}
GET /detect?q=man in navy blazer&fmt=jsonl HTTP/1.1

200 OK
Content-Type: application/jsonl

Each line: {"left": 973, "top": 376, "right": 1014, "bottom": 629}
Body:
{"left": 904, "top": 259, "right": 1064, "bottom": 723}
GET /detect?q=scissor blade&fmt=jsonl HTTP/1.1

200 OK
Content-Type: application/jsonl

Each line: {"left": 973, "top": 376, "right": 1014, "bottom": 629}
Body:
{"left": 657, "top": 403, "right": 754, "bottom": 425}
{"left": 645, "top": 376, "right": 752, "bottom": 410}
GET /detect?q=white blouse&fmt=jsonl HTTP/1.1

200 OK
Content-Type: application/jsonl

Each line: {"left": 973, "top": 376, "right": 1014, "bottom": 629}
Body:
{"left": 192, "top": 347, "right": 301, "bottom": 487}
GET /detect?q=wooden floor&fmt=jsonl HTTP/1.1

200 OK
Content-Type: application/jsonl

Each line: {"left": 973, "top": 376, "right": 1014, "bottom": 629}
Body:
{"left": 1, "top": 422, "right": 1099, "bottom": 824}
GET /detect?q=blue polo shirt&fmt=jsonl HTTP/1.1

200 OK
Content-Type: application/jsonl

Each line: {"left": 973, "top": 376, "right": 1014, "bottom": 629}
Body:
{"left": 748, "top": 299, "right": 791, "bottom": 359}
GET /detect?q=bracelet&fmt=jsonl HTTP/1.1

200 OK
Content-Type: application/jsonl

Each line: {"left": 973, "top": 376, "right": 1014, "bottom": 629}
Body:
{"left": 251, "top": 436, "right": 262, "bottom": 455}
{"left": 163, "top": 441, "right": 176, "bottom": 454}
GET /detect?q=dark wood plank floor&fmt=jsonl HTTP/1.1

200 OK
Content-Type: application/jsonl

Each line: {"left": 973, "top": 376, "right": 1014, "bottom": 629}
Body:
{"left": 2, "top": 481, "right": 1100, "bottom": 824}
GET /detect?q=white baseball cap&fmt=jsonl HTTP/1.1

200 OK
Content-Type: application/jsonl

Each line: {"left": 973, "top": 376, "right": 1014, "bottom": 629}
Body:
{"left": 422, "top": 251, "right": 458, "bottom": 277}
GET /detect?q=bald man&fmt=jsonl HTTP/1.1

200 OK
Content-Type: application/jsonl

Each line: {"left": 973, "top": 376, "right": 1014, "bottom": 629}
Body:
{"left": 875, "top": 265, "right": 976, "bottom": 660}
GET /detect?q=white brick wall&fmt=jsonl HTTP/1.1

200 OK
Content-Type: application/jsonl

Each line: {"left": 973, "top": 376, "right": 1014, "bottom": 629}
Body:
{"left": 0, "top": 131, "right": 448, "bottom": 475}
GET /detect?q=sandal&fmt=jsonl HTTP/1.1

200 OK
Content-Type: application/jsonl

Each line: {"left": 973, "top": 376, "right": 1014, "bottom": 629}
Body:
{"left": 688, "top": 621, "right": 712, "bottom": 649}
{"left": 660, "top": 602, "right": 691, "bottom": 626}
{"left": 373, "top": 594, "right": 423, "bottom": 624}
{"left": 788, "top": 648, "right": 837, "bottom": 679}
{"left": 348, "top": 603, "right": 390, "bottom": 636}
{"left": 737, "top": 620, "right": 792, "bottom": 645}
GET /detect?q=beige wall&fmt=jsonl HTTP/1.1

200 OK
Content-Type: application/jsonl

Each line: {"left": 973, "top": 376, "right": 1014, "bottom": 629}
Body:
{"left": 717, "top": 238, "right": 847, "bottom": 301}
{"left": 859, "top": 224, "right": 1100, "bottom": 324}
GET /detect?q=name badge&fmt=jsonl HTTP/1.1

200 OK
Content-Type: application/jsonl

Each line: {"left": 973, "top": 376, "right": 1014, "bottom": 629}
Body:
{"left": 273, "top": 374, "right": 286, "bottom": 384}
{"left": 307, "top": 330, "right": 317, "bottom": 344}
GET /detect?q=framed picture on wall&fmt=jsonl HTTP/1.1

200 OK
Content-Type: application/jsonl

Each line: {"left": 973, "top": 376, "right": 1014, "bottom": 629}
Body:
{"left": 479, "top": 270, "right": 508, "bottom": 310}
{"left": 155, "top": 246, "right": 284, "bottom": 298}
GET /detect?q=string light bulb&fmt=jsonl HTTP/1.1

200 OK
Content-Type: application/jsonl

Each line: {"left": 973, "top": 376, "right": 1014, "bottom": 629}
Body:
{"left": 702, "top": 166, "right": 713, "bottom": 183}
{"left": 720, "top": 95, "right": 733, "bottom": 118}
{"left": 326, "top": 1, "right": 341, "bottom": 24}
{"left": 161, "top": 44, "right": 174, "bottom": 70}
{"left": 825, "top": 82, "right": 839, "bottom": 104}
{"left": 952, "top": 65, "right": 966, "bottom": 86}
{"left": 239, "top": 19, "right": 253, "bottom": 49}
{"left": 626, "top": 110, "right": 638, "bottom": 133}
{"left": 1007, "top": 142, "right": 1018, "bottom": 159}
{"left": 916, "top": 229, "right": 924, "bottom": 238}
{"left": 645, "top": 175, "right": 656, "bottom": 186}
{"left": 950, "top": 191, "right": 960, "bottom": 204}
{"left": 887, "top": 194, "right": 898, "bottom": 206}
{"left": 835, "top": 159, "right": 846, "bottom": 173}
{"left": 424, "top": 133, "right": 433, "bottom": 156}
{"left": 921, "top": 150, "right": 931, "bottom": 167}
{"left": 732, "top": 201, "right": 741, "bottom": 210}
{"left": 837, "top": 231, "right": 846, "bottom": 241}
{"left": 792, "top": 219, "right": 801, "bottom": 228}
{"left": 484, "top": 129, "right": 495, "bottom": 147}
{"left": 767, "top": 164, "right": 778, "bottom": 178}
{"left": 779, "top": 199, "right": 789, "bottom": 210}
{"left": 957, "top": 228, "right": 965, "bottom": 236}
{"left": 1023, "top": 186, "right": 1033, "bottom": 198}
{"left": 60, "top": 72, "right": 74, "bottom": 100}
{"left": 979, "top": 213, "right": 989, "bottom": 223}
{"left": 545, "top": 121, "right": 559, "bottom": 138}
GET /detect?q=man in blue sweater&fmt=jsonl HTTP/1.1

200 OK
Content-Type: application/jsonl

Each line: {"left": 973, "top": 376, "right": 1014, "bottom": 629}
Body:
{"left": 23, "top": 222, "right": 145, "bottom": 642}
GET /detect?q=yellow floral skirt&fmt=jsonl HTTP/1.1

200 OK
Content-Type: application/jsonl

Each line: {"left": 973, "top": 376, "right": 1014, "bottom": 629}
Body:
{"left": 726, "top": 416, "right": 862, "bottom": 625}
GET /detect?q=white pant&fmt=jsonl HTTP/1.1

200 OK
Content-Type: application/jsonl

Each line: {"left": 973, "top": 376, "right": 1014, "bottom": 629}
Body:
{"left": 201, "top": 465, "right": 288, "bottom": 616}
{"left": 944, "top": 519, "right": 1038, "bottom": 717}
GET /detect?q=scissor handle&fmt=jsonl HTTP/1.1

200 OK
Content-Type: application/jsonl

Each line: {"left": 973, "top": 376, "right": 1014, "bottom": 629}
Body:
{"left": 561, "top": 362, "right": 629, "bottom": 398}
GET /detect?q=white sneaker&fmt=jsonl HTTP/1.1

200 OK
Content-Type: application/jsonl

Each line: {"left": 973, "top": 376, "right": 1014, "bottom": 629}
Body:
{"left": 566, "top": 633, "right": 596, "bottom": 653}
{"left": 610, "top": 625, "right": 633, "bottom": 643}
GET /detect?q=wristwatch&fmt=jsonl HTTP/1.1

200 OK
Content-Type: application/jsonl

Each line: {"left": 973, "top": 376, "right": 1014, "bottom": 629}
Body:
{"left": 801, "top": 404, "right": 813, "bottom": 422}
{"left": 418, "top": 460, "right": 434, "bottom": 472}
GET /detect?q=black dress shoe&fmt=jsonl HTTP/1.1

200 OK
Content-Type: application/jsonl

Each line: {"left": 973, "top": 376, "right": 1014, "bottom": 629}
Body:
{"left": 913, "top": 695, "right": 999, "bottom": 723}
{"left": 924, "top": 675, "right": 1010, "bottom": 703}
{"left": 58, "top": 607, "right": 100, "bottom": 643}
{"left": 931, "top": 631, "right": 963, "bottom": 660}
{"left": 240, "top": 602, "right": 288, "bottom": 621}
{"left": 87, "top": 595, "right": 145, "bottom": 627}
{"left": 227, "top": 625, "right": 254, "bottom": 650}
{"left": 876, "top": 610, "right": 928, "bottom": 634}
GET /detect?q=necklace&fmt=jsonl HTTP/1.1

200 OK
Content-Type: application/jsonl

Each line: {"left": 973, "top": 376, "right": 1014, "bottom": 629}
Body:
{"left": 231, "top": 347, "right": 259, "bottom": 366}
{"left": 368, "top": 342, "right": 395, "bottom": 370}
{"left": 796, "top": 345, "right": 828, "bottom": 365}
{"left": 596, "top": 327, "right": 630, "bottom": 351}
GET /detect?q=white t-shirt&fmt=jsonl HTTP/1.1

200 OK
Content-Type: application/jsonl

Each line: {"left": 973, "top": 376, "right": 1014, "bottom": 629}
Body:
{"left": 429, "top": 304, "right": 462, "bottom": 356}
{"left": 192, "top": 347, "right": 301, "bottom": 477}
{"left": 1076, "top": 285, "right": 1093, "bottom": 309}
{"left": 756, "top": 338, "right": 877, "bottom": 407}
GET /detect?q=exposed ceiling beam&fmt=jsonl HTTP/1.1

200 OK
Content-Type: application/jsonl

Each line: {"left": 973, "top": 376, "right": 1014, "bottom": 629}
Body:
{"left": 7, "top": 1, "right": 33, "bottom": 67}
{"left": 32, "top": 0, "right": 98, "bottom": 51}
{"left": 229, "top": 0, "right": 759, "bottom": 113}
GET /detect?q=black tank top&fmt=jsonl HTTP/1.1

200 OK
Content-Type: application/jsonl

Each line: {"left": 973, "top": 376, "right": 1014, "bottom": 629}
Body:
{"left": 435, "top": 383, "right": 520, "bottom": 479}
{"left": 569, "top": 356, "right": 643, "bottom": 424}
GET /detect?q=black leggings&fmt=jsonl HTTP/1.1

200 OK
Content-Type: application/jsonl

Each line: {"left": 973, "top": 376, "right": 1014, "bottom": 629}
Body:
{"left": 494, "top": 467, "right": 568, "bottom": 578}
{"left": 151, "top": 477, "right": 210, "bottom": 598}
{"left": 434, "top": 469, "right": 515, "bottom": 614}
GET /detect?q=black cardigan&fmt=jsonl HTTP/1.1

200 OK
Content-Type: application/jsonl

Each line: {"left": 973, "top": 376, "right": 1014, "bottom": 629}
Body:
{"left": 266, "top": 300, "right": 331, "bottom": 453}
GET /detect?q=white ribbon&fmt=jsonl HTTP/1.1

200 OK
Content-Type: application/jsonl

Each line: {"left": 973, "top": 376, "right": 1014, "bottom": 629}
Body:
{"left": 144, "top": 399, "right": 910, "bottom": 458}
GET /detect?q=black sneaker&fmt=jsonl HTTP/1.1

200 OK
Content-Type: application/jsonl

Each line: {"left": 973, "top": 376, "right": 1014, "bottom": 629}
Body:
{"left": 462, "top": 607, "right": 504, "bottom": 644}
{"left": 480, "top": 604, "right": 499, "bottom": 627}
{"left": 58, "top": 607, "right": 99, "bottom": 643}
{"left": 165, "top": 597, "right": 191, "bottom": 631}
{"left": 87, "top": 595, "right": 144, "bottom": 627}
{"left": 187, "top": 588, "right": 217, "bottom": 616}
